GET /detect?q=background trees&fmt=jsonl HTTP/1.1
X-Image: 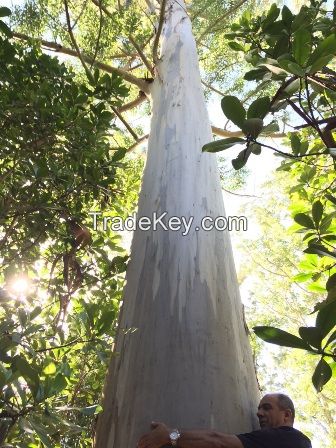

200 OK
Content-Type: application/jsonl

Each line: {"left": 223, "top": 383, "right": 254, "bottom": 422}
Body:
{"left": 203, "top": 0, "right": 336, "bottom": 391}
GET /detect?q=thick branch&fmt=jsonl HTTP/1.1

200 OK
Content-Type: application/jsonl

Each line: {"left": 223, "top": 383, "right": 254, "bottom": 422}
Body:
{"left": 13, "top": 32, "right": 150, "bottom": 93}
{"left": 119, "top": 91, "right": 148, "bottom": 112}
{"left": 211, "top": 125, "right": 285, "bottom": 139}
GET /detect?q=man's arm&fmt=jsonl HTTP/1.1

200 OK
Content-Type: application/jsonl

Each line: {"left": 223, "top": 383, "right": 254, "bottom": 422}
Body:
{"left": 138, "top": 422, "right": 244, "bottom": 448}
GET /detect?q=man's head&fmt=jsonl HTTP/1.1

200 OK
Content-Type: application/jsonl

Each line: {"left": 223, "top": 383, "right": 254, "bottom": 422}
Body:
{"left": 257, "top": 393, "right": 295, "bottom": 429}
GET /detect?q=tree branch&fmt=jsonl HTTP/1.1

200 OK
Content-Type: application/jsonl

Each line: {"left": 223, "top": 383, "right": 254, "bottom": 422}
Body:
{"left": 13, "top": 32, "right": 150, "bottom": 93}
{"left": 127, "top": 134, "right": 149, "bottom": 152}
{"left": 111, "top": 106, "right": 139, "bottom": 140}
{"left": 129, "top": 35, "right": 154, "bottom": 74}
{"left": 64, "top": 0, "right": 94, "bottom": 83}
{"left": 119, "top": 91, "right": 148, "bottom": 112}
{"left": 211, "top": 125, "right": 285, "bottom": 139}
{"left": 152, "top": 0, "right": 166, "bottom": 64}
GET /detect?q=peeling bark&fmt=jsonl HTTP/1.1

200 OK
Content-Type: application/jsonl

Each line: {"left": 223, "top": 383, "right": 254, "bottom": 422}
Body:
{"left": 95, "top": 2, "right": 259, "bottom": 447}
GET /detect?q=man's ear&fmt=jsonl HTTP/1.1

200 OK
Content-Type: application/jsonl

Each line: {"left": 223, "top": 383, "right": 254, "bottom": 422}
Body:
{"left": 284, "top": 409, "right": 293, "bottom": 422}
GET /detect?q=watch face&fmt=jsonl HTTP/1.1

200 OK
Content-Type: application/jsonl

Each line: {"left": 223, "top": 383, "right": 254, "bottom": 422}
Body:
{"left": 170, "top": 431, "right": 179, "bottom": 441}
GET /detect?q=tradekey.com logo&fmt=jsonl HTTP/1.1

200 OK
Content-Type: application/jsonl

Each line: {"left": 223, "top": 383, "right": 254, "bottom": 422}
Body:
{"left": 89, "top": 212, "right": 248, "bottom": 236}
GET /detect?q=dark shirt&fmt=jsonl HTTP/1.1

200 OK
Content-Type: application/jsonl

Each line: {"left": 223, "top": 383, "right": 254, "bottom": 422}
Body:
{"left": 237, "top": 426, "right": 312, "bottom": 448}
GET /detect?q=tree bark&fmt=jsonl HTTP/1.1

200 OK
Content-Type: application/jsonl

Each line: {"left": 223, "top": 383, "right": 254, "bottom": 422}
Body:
{"left": 95, "top": 1, "right": 259, "bottom": 447}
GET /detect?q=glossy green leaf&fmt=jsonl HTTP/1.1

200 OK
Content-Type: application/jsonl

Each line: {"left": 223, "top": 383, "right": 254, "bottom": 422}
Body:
{"left": 0, "top": 7, "right": 11, "bottom": 17}
{"left": 312, "top": 201, "right": 323, "bottom": 227}
{"left": 312, "top": 358, "right": 332, "bottom": 392}
{"left": 298, "top": 326, "right": 322, "bottom": 349}
{"left": 304, "top": 244, "right": 336, "bottom": 259}
{"left": 231, "top": 148, "right": 251, "bottom": 170}
{"left": 247, "top": 97, "right": 270, "bottom": 119}
{"left": 308, "top": 34, "right": 336, "bottom": 66}
{"left": 221, "top": 96, "right": 246, "bottom": 128}
{"left": 253, "top": 326, "right": 313, "bottom": 350}
{"left": 293, "top": 29, "right": 311, "bottom": 66}
{"left": 294, "top": 213, "right": 315, "bottom": 229}
{"left": 0, "top": 20, "right": 12, "bottom": 37}
{"left": 241, "top": 118, "right": 264, "bottom": 138}
{"left": 316, "top": 299, "right": 336, "bottom": 338}
{"left": 202, "top": 137, "right": 245, "bottom": 153}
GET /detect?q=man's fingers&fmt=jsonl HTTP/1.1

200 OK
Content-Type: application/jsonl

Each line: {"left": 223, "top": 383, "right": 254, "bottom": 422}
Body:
{"left": 151, "top": 421, "right": 159, "bottom": 429}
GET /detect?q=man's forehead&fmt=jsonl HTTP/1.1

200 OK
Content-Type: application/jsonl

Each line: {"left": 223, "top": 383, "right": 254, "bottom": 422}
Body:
{"left": 258, "top": 394, "right": 278, "bottom": 406}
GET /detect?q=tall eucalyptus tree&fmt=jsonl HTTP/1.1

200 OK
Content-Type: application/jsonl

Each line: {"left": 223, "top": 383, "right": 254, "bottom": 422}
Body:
{"left": 10, "top": 0, "right": 267, "bottom": 445}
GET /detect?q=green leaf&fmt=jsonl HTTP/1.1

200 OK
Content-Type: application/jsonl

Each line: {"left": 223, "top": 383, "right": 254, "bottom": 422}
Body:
{"left": 277, "top": 59, "right": 305, "bottom": 76}
{"left": 231, "top": 148, "right": 251, "bottom": 170}
{"left": 253, "top": 326, "right": 313, "bottom": 350}
{"left": 262, "top": 4, "right": 280, "bottom": 31}
{"left": 290, "top": 133, "right": 301, "bottom": 156}
{"left": 316, "top": 299, "right": 336, "bottom": 338}
{"left": 221, "top": 96, "right": 246, "bottom": 128}
{"left": 228, "top": 41, "right": 244, "bottom": 51}
{"left": 43, "top": 362, "right": 56, "bottom": 375}
{"left": 13, "top": 356, "right": 39, "bottom": 389}
{"left": 298, "top": 326, "right": 322, "bottom": 349}
{"left": 244, "top": 68, "right": 267, "bottom": 81}
{"left": 312, "top": 358, "right": 332, "bottom": 392}
{"left": 51, "top": 373, "right": 68, "bottom": 394}
{"left": 312, "top": 201, "right": 323, "bottom": 227}
{"left": 0, "top": 20, "right": 12, "bottom": 37}
{"left": 308, "top": 54, "right": 335, "bottom": 74}
{"left": 247, "top": 97, "right": 270, "bottom": 119}
{"left": 262, "top": 121, "right": 279, "bottom": 135}
{"left": 202, "top": 137, "right": 245, "bottom": 153}
{"left": 308, "top": 34, "right": 336, "bottom": 66}
{"left": 294, "top": 213, "right": 315, "bottom": 229}
{"left": 293, "top": 29, "right": 311, "bottom": 66}
{"left": 0, "top": 7, "right": 11, "bottom": 17}
{"left": 304, "top": 244, "right": 336, "bottom": 259}
{"left": 326, "top": 273, "right": 336, "bottom": 291}
{"left": 281, "top": 5, "right": 293, "bottom": 26}
{"left": 250, "top": 143, "right": 261, "bottom": 155}
{"left": 241, "top": 118, "right": 264, "bottom": 138}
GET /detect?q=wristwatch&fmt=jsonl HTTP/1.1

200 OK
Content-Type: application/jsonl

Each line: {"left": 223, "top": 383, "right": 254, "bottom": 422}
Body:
{"left": 169, "top": 429, "right": 180, "bottom": 446}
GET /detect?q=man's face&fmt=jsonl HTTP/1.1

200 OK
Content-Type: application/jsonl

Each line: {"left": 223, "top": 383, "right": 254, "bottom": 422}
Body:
{"left": 257, "top": 395, "right": 291, "bottom": 429}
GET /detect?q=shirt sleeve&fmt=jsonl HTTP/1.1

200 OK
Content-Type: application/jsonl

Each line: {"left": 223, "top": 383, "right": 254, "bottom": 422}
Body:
{"left": 236, "top": 429, "right": 276, "bottom": 448}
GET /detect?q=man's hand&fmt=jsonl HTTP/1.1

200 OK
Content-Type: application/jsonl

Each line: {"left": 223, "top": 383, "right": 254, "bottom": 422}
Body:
{"left": 138, "top": 422, "right": 171, "bottom": 448}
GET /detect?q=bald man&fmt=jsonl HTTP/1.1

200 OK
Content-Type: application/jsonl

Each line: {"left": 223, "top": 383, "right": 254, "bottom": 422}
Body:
{"left": 138, "top": 393, "right": 312, "bottom": 448}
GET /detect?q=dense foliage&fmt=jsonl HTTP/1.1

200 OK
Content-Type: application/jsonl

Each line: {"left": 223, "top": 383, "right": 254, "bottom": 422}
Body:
{"left": 0, "top": 18, "right": 143, "bottom": 446}
{"left": 203, "top": 0, "right": 336, "bottom": 390}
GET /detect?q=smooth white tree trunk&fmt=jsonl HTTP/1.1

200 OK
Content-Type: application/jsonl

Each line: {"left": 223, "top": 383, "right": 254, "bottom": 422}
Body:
{"left": 95, "top": 2, "right": 259, "bottom": 446}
